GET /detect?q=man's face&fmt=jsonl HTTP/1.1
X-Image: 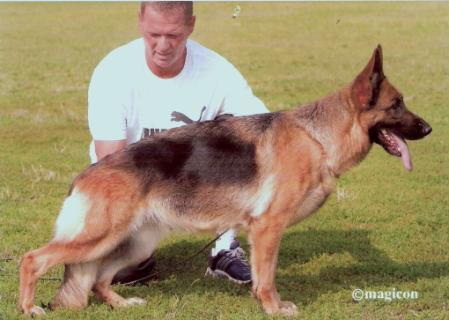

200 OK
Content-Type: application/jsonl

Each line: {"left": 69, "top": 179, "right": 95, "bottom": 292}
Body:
{"left": 139, "top": 7, "right": 195, "bottom": 75}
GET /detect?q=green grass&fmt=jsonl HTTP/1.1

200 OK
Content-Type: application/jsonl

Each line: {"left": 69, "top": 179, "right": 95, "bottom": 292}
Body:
{"left": 1, "top": 2, "right": 448, "bottom": 319}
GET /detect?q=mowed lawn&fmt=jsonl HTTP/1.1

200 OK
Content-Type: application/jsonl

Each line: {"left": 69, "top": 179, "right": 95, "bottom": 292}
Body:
{"left": 1, "top": 3, "right": 448, "bottom": 319}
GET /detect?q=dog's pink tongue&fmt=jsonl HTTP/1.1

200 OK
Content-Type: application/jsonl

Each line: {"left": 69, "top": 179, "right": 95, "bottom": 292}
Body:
{"left": 392, "top": 133, "right": 413, "bottom": 171}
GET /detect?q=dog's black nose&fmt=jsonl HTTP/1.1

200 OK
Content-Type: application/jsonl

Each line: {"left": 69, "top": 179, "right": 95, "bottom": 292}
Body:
{"left": 420, "top": 120, "right": 432, "bottom": 136}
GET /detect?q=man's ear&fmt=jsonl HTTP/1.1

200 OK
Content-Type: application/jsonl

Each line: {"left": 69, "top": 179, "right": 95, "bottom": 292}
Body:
{"left": 351, "top": 45, "right": 385, "bottom": 109}
{"left": 138, "top": 10, "right": 144, "bottom": 33}
{"left": 186, "top": 15, "right": 196, "bottom": 35}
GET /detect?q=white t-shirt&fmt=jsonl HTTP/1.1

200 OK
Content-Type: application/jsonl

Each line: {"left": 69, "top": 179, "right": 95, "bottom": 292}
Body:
{"left": 88, "top": 38, "right": 268, "bottom": 163}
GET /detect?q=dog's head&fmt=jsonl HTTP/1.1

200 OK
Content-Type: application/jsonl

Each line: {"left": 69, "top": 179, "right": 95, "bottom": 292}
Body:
{"left": 351, "top": 45, "right": 432, "bottom": 171}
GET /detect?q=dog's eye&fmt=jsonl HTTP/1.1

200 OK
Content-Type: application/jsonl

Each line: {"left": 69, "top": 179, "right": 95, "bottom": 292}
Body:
{"left": 390, "top": 99, "right": 402, "bottom": 111}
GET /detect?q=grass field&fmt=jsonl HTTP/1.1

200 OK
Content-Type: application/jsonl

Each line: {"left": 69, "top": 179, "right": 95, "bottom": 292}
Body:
{"left": 1, "top": 2, "right": 448, "bottom": 319}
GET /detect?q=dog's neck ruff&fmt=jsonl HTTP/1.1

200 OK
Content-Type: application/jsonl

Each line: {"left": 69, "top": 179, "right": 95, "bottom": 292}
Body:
{"left": 292, "top": 92, "right": 371, "bottom": 176}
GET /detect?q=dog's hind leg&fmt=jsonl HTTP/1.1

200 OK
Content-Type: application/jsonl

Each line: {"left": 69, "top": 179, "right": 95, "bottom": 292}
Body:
{"left": 50, "top": 262, "right": 98, "bottom": 310}
{"left": 93, "top": 223, "right": 166, "bottom": 308}
{"left": 19, "top": 178, "right": 142, "bottom": 315}
{"left": 19, "top": 223, "right": 132, "bottom": 315}
{"left": 19, "top": 242, "right": 69, "bottom": 316}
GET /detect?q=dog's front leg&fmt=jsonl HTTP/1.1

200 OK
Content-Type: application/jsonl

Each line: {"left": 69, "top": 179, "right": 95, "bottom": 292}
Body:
{"left": 248, "top": 218, "right": 298, "bottom": 316}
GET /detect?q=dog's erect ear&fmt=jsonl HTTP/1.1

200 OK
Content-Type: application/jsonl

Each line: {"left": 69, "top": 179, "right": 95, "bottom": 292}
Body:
{"left": 351, "top": 45, "right": 385, "bottom": 109}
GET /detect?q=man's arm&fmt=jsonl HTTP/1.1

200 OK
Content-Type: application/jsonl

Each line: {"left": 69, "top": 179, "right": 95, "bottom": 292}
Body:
{"left": 94, "top": 140, "right": 127, "bottom": 161}
{"left": 88, "top": 55, "right": 129, "bottom": 163}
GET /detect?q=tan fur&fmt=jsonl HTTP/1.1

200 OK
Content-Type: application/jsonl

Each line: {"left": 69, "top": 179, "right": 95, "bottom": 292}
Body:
{"left": 19, "top": 47, "right": 430, "bottom": 317}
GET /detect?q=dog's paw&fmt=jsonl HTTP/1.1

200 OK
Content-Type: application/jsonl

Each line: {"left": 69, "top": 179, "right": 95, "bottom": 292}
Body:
{"left": 27, "top": 305, "right": 46, "bottom": 317}
{"left": 279, "top": 300, "right": 298, "bottom": 316}
{"left": 125, "top": 297, "right": 147, "bottom": 306}
{"left": 263, "top": 300, "right": 298, "bottom": 317}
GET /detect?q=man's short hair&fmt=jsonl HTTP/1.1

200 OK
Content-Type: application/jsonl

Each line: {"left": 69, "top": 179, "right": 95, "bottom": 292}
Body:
{"left": 140, "top": 1, "right": 193, "bottom": 22}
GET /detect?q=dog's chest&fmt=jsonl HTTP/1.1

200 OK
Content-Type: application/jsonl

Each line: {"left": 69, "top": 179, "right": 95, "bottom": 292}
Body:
{"left": 290, "top": 177, "right": 335, "bottom": 225}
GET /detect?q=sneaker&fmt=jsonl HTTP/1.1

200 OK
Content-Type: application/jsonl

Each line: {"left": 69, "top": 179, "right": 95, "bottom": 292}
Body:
{"left": 205, "top": 240, "right": 251, "bottom": 284}
{"left": 111, "top": 256, "right": 156, "bottom": 286}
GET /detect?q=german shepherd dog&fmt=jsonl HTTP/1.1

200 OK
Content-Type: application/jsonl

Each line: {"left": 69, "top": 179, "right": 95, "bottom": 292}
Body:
{"left": 19, "top": 46, "right": 431, "bottom": 316}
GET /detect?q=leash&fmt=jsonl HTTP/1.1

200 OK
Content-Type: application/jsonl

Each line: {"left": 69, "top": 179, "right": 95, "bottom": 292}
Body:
{"left": 0, "top": 231, "right": 228, "bottom": 284}
{"left": 119, "top": 230, "right": 228, "bottom": 286}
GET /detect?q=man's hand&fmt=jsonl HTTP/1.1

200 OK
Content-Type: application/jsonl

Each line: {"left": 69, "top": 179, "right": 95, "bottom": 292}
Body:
{"left": 94, "top": 140, "right": 127, "bottom": 161}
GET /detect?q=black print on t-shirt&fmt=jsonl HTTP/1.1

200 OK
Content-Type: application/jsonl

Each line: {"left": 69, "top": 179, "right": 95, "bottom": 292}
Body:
{"left": 171, "top": 106, "right": 207, "bottom": 124}
{"left": 140, "top": 106, "right": 234, "bottom": 140}
{"left": 141, "top": 106, "right": 206, "bottom": 140}
{"left": 141, "top": 128, "right": 167, "bottom": 139}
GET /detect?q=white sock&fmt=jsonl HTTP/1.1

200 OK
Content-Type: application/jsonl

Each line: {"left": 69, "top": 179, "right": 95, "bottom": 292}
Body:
{"left": 211, "top": 229, "right": 236, "bottom": 256}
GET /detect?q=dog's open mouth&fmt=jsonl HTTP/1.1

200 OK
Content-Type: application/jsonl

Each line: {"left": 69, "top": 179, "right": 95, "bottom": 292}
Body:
{"left": 374, "top": 128, "right": 413, "bottom": 171}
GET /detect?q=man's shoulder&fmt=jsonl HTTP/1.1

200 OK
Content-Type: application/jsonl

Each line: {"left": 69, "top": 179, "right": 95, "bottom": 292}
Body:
{"left": 94, "top": 38, "right": 144, "bottom": 75}
{"left": 187, "top": 39, "right": 236, "bottom": 73}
